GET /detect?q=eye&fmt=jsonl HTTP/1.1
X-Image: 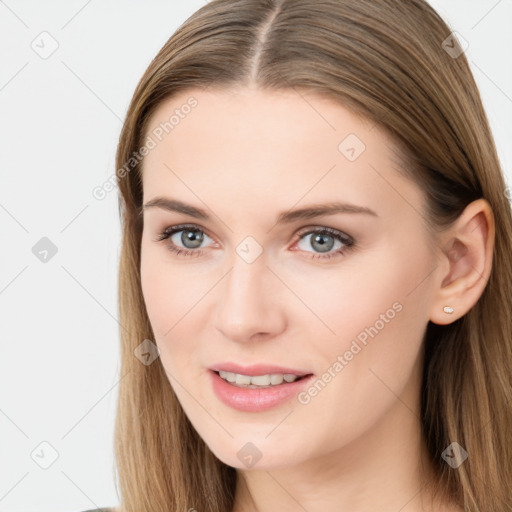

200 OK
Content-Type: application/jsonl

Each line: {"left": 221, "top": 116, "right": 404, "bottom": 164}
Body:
{"left": 153, "top": 224, "right": 214, "bottom": 258}
{"left": 293, "top": 226, "right": 354, "bottom": 260}
{"left": 154, "top": 224, "right": 355, "bottom": 261}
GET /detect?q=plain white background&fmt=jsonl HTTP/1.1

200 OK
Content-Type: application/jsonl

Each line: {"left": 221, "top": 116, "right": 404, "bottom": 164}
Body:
{"left": 0, "top": 1, "right": 511, "bottom": 511}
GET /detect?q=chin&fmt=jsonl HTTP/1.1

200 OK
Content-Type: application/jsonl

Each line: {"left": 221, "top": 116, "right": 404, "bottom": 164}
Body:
{"left": 202, "top": 433, "right": 312, "bottom": 471}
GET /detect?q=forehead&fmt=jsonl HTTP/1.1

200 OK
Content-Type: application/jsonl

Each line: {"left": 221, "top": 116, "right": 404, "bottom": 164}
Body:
{"left": 141, "top": 87, "right": 423, "bottom": 223}
{"left": 144, "top": 86, "right": 377, "bottom": 159}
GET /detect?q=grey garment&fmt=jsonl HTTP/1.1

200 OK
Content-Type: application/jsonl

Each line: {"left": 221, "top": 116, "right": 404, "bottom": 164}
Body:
{"left": 80, "top": 509, "right": 113, "bottom": 512}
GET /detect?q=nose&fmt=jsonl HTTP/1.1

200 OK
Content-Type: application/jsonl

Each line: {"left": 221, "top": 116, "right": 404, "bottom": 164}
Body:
{"left": 213, "top": 254, "right": 286, "bottom": 343}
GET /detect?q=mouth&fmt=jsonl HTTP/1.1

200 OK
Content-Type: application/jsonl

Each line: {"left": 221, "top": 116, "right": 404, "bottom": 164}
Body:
{"left": 209, "top": 368, "right": 316, "bottom": 412}
{"left": 212, "top": 369, "right": 313, "bottom": 389}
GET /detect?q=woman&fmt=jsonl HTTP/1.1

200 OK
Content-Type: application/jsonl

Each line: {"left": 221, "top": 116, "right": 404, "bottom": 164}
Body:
{"left": 100, "top": 0, "right": 512, "bottom": 510}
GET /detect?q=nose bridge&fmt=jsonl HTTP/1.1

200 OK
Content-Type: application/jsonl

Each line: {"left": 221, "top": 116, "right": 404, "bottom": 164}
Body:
{"left": 223, "top": 252, "right": 267, "bottom": 316}
{"left": 214, "top": 249, "right": 283, "bottom": 341}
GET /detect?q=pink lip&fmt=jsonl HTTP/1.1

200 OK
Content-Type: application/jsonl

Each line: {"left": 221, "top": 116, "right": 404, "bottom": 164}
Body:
{"left": 208, "top": 369, "right": 315, "bottom": 412}
{"left": 208, "top": 362, "right": 311, "bottom": 377}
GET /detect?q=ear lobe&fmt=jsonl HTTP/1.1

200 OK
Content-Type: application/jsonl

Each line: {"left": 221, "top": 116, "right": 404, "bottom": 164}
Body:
{"left": 429, "top": 199, "right": 495, "bottom": 326}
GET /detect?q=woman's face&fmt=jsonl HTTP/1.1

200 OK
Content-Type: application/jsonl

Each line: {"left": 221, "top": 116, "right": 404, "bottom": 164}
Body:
{"left": 140, "top": 86, "right": 440, "bottom": 469}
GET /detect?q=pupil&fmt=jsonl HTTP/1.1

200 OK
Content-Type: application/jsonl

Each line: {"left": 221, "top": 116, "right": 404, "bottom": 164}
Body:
{"left": 312, "top": 233, "right": 334, "bottom": 253}
{"left": 182, "top": 229, "right": 203, "bottom": 249}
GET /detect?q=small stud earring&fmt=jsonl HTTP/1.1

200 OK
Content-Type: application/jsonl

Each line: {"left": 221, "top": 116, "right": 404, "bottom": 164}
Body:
{"left": 443, "top": 306, "right": 454, "bottom": 314}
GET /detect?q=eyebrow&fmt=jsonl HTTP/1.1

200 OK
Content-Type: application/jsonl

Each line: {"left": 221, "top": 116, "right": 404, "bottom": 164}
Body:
{"left": 141, "top": 197, "right": 378, "bottom": 224}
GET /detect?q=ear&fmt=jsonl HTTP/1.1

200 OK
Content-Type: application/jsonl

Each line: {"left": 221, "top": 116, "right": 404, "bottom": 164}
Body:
{"left": 429, "top": 198, "right": 495, "bottom": 325}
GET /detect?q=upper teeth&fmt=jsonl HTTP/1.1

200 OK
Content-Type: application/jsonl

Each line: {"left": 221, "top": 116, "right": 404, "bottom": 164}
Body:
{"left": 218, "top": 371, "right": 301, "bottom": 387}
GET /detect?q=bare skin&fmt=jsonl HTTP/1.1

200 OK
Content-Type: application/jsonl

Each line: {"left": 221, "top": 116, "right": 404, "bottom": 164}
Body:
{"left": 139, "top": 86, "right": 494, "bottom": 512}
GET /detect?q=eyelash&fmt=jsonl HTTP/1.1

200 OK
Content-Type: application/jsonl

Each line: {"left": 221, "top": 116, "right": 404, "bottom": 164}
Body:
{"left": 154, "top": 223, "right": 355, "bottom": 261}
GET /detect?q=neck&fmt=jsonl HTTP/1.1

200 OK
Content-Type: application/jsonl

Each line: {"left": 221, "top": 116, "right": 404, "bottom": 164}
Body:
{"left": 231, "top": 355, "right": 457, "bottom": 512}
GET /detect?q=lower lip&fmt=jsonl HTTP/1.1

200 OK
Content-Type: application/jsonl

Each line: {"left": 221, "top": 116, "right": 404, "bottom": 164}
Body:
{"left": 209, "top": 370, "right": 315, "bottom": 412}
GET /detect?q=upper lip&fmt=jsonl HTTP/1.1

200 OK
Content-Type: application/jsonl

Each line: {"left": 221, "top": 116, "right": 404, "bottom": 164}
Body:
{"left": 209, "top": 362, "right": 313, "bottom": 377}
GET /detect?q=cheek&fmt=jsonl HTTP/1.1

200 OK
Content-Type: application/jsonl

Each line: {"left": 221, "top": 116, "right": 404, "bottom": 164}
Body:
{"left": 271, "top": 252, "right": 431, "bottom": 458}
{"left": 277, "top": 248, "right": 420, "bottom": 352}
{"left": 141, "top": 243, "right": 208, "bottom": 336}
{"left": 285, "top": 243, "right": 432, "bottom": 408}
{"left": 140, "top": 245, "right": 182, "bottom": 358}
{"left": 140, "top": 244, "right": 218, "bottom": 378}
{"left": 301, "top": 246, "right": 431, "bottom": 397}
{"left": 140, "top": 263, "right": 174, "bottom": 338}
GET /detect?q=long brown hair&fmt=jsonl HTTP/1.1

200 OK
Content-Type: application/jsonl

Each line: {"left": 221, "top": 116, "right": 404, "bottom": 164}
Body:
{"left": 113, "top": 1, "right": 512, "bottom": 510}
